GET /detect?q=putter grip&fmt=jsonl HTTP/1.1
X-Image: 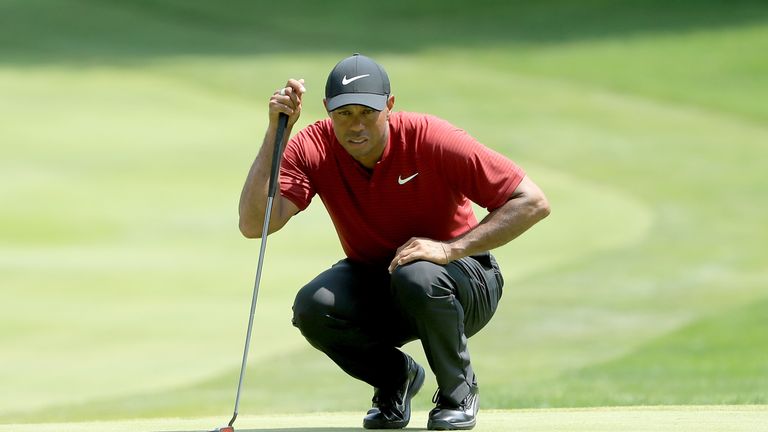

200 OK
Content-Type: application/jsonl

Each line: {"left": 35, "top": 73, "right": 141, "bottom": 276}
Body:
{"left": 268, "top": 113, "right": 289, "bottom": 198}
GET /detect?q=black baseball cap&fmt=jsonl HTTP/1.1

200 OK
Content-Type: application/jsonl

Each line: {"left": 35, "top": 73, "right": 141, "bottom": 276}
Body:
{"left": 325, "top": 53, "right": 390, "bottom": 111}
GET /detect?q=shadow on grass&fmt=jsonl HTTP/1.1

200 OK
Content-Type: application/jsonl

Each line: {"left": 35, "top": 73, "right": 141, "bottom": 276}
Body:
{"left": 162, "top": 429, "right": 420, "bottom": 432}
{"left": 1, "top": 0, "right": 767, "bottom": 65}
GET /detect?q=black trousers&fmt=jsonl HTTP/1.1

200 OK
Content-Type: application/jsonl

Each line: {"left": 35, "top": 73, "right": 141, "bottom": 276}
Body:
{"left": 291, "top": 253, "right": 504, "bottom": 406}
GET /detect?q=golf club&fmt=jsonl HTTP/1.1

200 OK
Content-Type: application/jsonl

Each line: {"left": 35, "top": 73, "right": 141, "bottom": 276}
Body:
{"left": 212, "top": 113, "right": 289, "bottom": 432}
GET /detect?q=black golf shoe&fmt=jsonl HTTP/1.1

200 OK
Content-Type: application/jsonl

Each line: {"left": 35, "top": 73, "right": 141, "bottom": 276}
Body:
{"left": 363, "top": 355, "right": 425, "bottom": 429}
{"left": 427, "top": 386, "right": 479, "bottom": 430}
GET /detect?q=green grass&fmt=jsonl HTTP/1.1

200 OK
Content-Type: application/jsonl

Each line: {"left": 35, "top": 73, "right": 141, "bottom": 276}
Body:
{"left": 499, "top": 297, "right": 768, "bottom": 407}
{"left": 1, "top": 0, "right": 767, "bottom": 426}
{"left": 1, "top": 408, "right": 767, "bottom": 432}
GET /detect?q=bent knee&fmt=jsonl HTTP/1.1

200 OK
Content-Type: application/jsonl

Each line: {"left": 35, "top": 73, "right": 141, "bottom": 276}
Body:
{"left": 390, "top": 261, "right": 451, "bottom": 307}
{"left": 292, "top": 285, "right": 335, "bottom": 331}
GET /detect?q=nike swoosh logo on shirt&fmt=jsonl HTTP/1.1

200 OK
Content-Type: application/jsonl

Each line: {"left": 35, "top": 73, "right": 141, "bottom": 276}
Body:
{"left": 398, "top": 173, "right": 419, "bottom": 185}
{"left": 342, "top": 74, "right": 370, "bottom": 85}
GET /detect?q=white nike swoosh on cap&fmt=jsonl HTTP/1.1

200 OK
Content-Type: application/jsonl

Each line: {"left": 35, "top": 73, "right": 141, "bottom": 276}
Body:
{"left": 398, "top": 173, "right": 419, "bottom": 185}
{"left": 342, "top": 74, "right": 370, "bottom": 85}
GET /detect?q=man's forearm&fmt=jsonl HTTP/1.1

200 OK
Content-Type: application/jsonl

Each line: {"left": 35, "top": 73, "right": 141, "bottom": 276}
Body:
{"left": 387, "top": 175, "right": 550, "bottom": 272}
{"left": 238, "top": 123, "right": 291, "bottom": 237}
{"left": 446, "top": 185, "right": 550, "bottom": 260}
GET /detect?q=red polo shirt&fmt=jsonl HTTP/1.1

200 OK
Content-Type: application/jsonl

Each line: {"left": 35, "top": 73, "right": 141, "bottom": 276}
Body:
{"left": 279, "top": 112, "right": 525, "bottom": 266}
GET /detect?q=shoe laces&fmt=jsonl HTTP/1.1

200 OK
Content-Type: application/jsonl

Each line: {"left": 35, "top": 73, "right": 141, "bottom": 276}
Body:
{"left": 432, "top": 388, "right": 472, "bottom": 409}
{"left": 372, "top": 388, "right": 404, "bottom": 409}
{"left": 432, "top": 388, "right": 455, "bottom": 409}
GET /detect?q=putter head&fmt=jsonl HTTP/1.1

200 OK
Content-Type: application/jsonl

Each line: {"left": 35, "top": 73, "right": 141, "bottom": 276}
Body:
{"left": 212, "top": 427, "right": 234, "bottom": 432}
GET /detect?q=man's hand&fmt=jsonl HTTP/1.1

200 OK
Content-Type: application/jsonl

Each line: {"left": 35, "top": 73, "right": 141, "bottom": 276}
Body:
{"left": 388, "top": 237, "right": 452, "bottom": 273}
{"left": 386, "top": 176, "right": 550, "bottom": 273}
{"left": 270, "top": 78, "right": 306, "bottom": 128}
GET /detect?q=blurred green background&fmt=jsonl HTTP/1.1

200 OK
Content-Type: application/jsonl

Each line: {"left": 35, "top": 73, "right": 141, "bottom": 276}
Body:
{"left": 1, "top": 0, "right": 766, "bottom": 424}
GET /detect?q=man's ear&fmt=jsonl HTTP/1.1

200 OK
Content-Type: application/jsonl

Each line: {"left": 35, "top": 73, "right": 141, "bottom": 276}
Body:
{"left": 386, "top": 95, "right": 395, "bottom": 110}
{"left": 323, "top": 98, "right": 330, "bottom": 115}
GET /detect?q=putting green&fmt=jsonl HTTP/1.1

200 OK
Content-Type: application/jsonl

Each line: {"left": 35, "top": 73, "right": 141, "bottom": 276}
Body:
{"left": 0, "top": 63, "right": 651, "bottom": 418}
{"left": 0, "top": 407, "right": 765, "bottom": 432}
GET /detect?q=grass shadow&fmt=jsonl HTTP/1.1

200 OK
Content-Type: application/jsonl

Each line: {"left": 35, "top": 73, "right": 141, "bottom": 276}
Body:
{"left": 1, "top": 0, "right": 767, "bottom": 65}
{"left": 162, "top": 429, "right": 416, "bottom": 432}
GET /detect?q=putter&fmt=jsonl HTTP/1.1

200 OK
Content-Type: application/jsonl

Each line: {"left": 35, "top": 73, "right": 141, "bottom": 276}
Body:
{"left": 212, "top": 113, "right": 289, "bottom": 432}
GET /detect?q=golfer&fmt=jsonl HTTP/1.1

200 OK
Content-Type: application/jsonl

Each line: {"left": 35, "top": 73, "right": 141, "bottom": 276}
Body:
{"left": 239, "top": 54, "right": 550, "bottom": 430}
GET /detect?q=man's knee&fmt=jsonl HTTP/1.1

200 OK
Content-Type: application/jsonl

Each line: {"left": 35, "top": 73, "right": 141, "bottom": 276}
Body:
{"left": 292, "top": 284, "right": 336, "bottom": 337}
{"left": 390, "top": 261, "right": 452, "bottom": 309}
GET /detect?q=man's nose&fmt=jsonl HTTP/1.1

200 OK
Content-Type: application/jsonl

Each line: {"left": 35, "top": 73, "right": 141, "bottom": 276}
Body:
{"left": 349, "top": 117, "right": 365, "bottom": 132}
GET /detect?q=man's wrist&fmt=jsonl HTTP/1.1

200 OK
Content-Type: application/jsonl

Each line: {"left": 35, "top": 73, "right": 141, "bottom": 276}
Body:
{"left": 443, "top": 241, "right": 466, "bottom": 262}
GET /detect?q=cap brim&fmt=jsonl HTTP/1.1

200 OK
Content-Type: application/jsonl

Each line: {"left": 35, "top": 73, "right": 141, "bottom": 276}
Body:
{"left": 326, "top": 93, "right": 387, "bottom": 111}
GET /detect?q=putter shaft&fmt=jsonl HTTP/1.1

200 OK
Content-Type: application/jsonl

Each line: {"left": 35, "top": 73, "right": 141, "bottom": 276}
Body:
{"left": 226, "top": 113, "right": 288, "bottom": 429}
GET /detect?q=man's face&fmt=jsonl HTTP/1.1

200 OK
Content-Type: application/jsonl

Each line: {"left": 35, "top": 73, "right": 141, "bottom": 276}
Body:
{"left": 326, "top": 96, "right": 394, "bottom": 169}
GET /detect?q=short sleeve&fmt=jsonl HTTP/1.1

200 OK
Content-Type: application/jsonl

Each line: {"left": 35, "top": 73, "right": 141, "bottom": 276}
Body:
{"left": 278, "top": 126, "right": 324, "bottom": 211}
{"left": 424, "top": 116, "right": 525, "bottom": 211}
